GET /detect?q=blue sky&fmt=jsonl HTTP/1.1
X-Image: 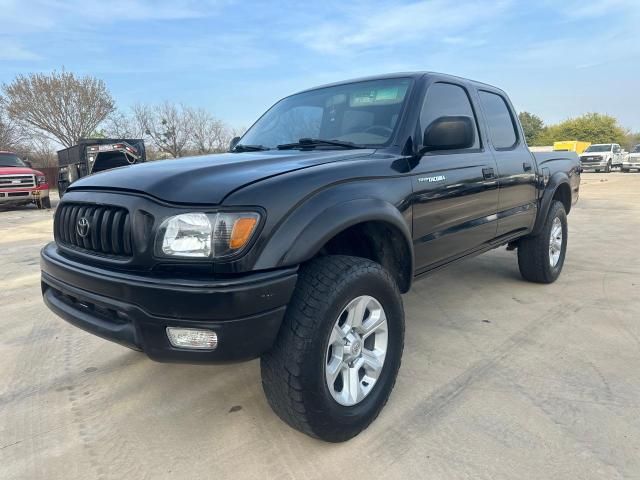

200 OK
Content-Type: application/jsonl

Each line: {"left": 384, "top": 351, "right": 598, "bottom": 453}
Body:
{"left": 2, "top": 0, "right": 640, "bottom": 130}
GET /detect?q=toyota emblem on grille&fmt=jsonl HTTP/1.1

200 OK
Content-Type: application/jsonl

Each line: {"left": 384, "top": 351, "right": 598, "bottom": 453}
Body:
{"left": 77, "top": 217, "right": 90, "bottom": 238}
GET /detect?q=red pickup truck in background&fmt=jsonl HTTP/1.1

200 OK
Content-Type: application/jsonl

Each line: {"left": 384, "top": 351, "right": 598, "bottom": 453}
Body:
{"left": 0, "top": 151, "right": 51, "bottom": 209}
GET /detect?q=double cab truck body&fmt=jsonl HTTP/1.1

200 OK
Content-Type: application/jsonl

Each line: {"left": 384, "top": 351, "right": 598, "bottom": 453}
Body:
{"left": 0, "top": 151, "right": 50, "bottom": 209}
{"left": 579, "top": 143, "right": 623, "bottom": 172}
{"left": 41, "top": 72, "right": 580, "bottom": 441}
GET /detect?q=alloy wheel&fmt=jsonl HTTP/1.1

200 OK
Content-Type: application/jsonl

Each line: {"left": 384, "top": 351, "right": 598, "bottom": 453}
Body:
{"left": 325, "top": 295, "right": 388, "bottom": 406}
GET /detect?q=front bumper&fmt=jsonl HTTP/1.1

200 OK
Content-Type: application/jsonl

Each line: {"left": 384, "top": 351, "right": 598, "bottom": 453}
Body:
{"left": 580, "top": 161, "right": 607, "bottom": 170}
{"left": 0, "top": 187, "right": 49, "bottom": 204}
{"left": 622, "top": 161, "right": 640, "bottom": 170}
{"left": 40, "top": 242, "right": 298, "bottom": 363}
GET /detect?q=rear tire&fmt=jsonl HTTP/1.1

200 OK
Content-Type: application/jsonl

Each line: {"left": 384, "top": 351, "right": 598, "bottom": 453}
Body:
{"left": 261, "top": 255, "right": 404, "bottom": 442}
{"left": 517, "top": 201, "right": 568, "bottom": 284}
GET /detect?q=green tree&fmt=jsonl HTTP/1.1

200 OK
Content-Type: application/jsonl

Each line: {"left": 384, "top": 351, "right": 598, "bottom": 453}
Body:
{"left": 518, "top": 112, "right": 545, "bottom": 145}
{"left": 537, "top": 113, "right": 627, "bottom": 146}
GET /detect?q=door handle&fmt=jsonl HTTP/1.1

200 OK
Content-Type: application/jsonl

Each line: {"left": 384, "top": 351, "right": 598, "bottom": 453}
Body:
{"left": 523, "top": 162, "right": 532, "bottom": 171}
{"left": 482, "top": 167, "right": 495, "bottom": 179}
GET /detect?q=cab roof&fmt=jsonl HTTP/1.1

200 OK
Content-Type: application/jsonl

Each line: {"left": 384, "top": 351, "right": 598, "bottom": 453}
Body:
{"left": 296, "top": 71, "right": 504, "bottom": 95}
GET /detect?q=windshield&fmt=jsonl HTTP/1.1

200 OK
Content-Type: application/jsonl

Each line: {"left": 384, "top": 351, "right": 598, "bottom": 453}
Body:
{"left": 238, "top": 78, "right": 413, "bottom": 149}
{"left": 0, "top": 153, "right": 26, "bottom": 167}
{"left": 585, "top": 144, "right": 612, "bottom": 153}
{"left": 632, "top": 145, "right": 640, "bottom": 153}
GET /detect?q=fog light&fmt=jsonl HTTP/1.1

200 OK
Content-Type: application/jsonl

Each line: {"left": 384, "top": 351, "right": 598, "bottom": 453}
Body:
{"left": 166, "top": 327, "right": 218, "bottom": 350}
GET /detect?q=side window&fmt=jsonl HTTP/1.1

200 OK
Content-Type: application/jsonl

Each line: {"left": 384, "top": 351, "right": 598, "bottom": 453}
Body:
{"left": 478, "top": 91, "right": 518, "bottom": 149}
{"left": 420, "top": 82, "right": 480, "bottom": 150}
{"left": 614, "top": 145, "right": 620, "bottom": 153}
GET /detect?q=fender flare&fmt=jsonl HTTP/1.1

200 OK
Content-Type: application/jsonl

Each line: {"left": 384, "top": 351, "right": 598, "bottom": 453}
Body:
{"left": 254, "top": 198, "right": 414, "bottom": 285}
{"left": 531, "top": 172, "right": 570, "bottom": 236}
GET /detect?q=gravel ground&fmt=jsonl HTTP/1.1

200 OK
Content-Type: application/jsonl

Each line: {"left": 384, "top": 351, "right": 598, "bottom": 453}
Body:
{"left": 1, "top": 174, "right": 639, "bottom": 480}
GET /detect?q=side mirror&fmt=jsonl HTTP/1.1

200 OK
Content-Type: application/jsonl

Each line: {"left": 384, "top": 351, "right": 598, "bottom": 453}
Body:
{"left": 421, "top": 116, "right": 475, "bottom": 153}
{"left": 24, "top": 160, "right": 33, "bottom": 168}
{"left": 229, "top": 136, "right": 241, "bottom": 151}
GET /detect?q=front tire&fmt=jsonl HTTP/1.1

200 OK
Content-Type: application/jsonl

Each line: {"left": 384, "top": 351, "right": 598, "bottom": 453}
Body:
{"left": 605, "top": 161, "right": 611, "bottom": 173}
{"left": 261, "top": 255, "right": 404, "bottom": 442}
{"left": 517, "top": 201, "right": 568, "bottom": 283}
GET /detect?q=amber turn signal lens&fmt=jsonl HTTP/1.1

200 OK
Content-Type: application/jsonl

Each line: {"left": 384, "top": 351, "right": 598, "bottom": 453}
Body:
{"left": 230, "top": 217, "right": 258, "bottom": 249}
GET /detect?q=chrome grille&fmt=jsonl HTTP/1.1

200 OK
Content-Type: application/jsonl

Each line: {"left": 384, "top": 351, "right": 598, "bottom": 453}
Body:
{"left": 0, "top": 174, "right": 35, "bottom": 189}
{"left": 55, "top": 203, "right": 133, "bottom": 257}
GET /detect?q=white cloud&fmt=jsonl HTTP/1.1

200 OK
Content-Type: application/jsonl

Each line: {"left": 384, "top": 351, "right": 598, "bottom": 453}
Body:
{"left": 0, "top": 0, "right": 232, "bottom": 32}
{"left": 549, "top": 0, "right": 640, "bottom": 18}
{"left": 513, "top": 0, "right": 640, "bottom": 69}
{"left": 295, "top": 0, "right": 512, "bottom": 54}
{"left": 0, "top": 41, "right": 41, "bottom": 61}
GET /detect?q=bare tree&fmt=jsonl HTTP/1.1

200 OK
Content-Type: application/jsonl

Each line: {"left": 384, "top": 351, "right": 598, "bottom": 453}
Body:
{"left": 133, "top": 102, "right": 192, "bottom": 158}
{"left": 103, "top": 111, "right": 146, "bottom": 139}
{"left": 0, "top": 108, "right": 27, "bottom": 151}
{"left": 18, "top": 134, "right": 58, "bottom": 168}
{"left": 105, "top": 103, "right": 242, "bottom": 159}
{"left": 187, "top": 107, "right": 234, "bottom": 154}
{"left": 2, "top": 70, "right": 115, "bottom": 148}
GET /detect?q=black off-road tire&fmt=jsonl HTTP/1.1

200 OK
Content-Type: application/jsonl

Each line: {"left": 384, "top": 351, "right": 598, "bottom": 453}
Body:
{"left": 260, "top": 255, "right": 404, "bottom": 442}
{"left": 517, "top": 200, "right": 568, "bottom": 283}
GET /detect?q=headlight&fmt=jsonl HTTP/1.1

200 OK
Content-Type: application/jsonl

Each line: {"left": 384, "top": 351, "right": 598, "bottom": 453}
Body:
{"left": 36, "top": 175, "right": 47, "bottom": 185}
{"left": 156, "top": 212, "right": 260, "bottom": 259}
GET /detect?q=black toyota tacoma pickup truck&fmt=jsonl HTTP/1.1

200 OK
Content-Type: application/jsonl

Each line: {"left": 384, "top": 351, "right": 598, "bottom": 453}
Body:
{"left": 41, "top": 72, "right": 580, "bottom": 442}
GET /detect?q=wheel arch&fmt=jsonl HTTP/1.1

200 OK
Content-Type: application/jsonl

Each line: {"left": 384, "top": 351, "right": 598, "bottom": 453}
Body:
{"left": 532, "top": 173, "right": 572, "bottom": 236}
{"left": 258, "top": 199, "right": 414, "bottom": 293}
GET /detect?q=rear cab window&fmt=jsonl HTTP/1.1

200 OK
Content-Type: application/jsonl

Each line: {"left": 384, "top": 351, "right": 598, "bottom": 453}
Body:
{"left": 478, "top": 91, "right": 518, "bottom": 150}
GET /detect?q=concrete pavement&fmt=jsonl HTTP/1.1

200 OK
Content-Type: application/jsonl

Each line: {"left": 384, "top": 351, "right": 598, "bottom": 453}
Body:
{"left": 1, "top": 174, "right": 639, "bottom": 479}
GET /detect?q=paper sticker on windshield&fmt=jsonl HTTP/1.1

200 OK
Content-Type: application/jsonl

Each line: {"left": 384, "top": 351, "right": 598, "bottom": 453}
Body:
{"left": 350, "top": 85, "right": 407, "bottom": 107}
{"left": 375, "top": 87, "right": 399, "bottom": 101}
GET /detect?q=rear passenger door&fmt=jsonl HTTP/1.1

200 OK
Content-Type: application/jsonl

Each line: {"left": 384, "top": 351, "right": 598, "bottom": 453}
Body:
{"left": 477, "top": 90, "right": 537, "bottom": 238}
{"left": 411, "top": 81, "right": 499, "bottom": 272}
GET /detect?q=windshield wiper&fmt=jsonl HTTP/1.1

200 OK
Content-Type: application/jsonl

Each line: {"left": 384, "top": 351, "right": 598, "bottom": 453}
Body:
{"left": 277, "top": 138, "right": 365, "bottom": 150}
{"left": 233, "top": 144, "right": 270, "bottom": 152}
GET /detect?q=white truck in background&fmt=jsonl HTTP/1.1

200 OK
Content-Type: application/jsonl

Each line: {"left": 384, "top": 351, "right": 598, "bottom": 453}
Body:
{"left": 579, "top": 143, "right": 623, "bottom": 173}
{"left": 622, "top": 145, "right": 640, "bottom": 172}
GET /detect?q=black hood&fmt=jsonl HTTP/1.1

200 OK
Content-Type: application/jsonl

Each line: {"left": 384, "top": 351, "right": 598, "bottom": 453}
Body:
{"left": 69, "top": 149, "right": 374, "bottom": 204}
